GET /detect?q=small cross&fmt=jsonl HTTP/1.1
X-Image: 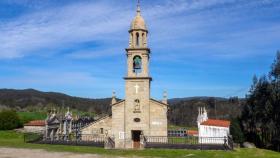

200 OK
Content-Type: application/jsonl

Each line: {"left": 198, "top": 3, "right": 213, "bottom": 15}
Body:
{"left": 134, "top": 84, "right": 140, "bottom": 94}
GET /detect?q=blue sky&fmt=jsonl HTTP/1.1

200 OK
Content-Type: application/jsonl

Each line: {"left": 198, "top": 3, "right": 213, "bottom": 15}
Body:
{"left": 0, "top": 0, "right": 279, "bottom": 99}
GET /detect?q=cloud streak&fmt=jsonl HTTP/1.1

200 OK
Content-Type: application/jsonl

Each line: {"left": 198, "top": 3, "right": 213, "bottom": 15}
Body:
{"left": 0, "top": 0, "right": 279, "bottom": 98}
{"left": 0, "top": 1, "right": 130, "bottom": 58}
{"left": 2, "top": 0, "right": 276, "bottom": 59}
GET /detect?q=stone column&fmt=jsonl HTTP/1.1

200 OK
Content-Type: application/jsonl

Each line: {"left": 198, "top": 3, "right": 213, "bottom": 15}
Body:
{"left": 129, "top": 33, "right": 133, "bottom": 47}
{"left": 139, "top": 31, "right": 143, "bottom": 47}
{"left": 45, "top": 124, "right": 48, "bottom": 140}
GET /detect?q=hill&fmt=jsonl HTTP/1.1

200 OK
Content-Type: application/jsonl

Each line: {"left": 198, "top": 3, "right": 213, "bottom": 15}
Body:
{"left": 168, "top": 96, "right": 244, "bottom": 127}
{"left": 0, "top": 89, "right": 111, "bottom": 115}
{"left": 0, "top": 89, "right": 243, "bottom": 127}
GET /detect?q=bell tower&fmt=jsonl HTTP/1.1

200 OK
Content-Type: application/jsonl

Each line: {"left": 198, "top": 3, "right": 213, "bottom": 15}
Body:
{"left": 125, "top": 1, "right": 151, "bottom": 98}
{"left": 110, "top": 1, "right": 168, "bottom": 149}
{"left": 126, "top": 2, "right": 150, "bottom": 78}
{"left": 124, "top": 0, "right": 152, "bottom": 136}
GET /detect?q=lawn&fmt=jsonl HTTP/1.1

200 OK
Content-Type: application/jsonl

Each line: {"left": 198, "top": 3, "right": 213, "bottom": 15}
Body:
{"left": 17, "top": 112, "right": 47, "bottom": 124}
{"left": 0, "top": 131, "right": 279, "bottom": 158}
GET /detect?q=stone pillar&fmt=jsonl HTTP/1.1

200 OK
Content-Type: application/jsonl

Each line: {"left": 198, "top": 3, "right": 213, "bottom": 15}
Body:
{"left": 127, "top": 53, "right": 133, "bottom": 77}
{"left": 143, "top": 32, "right": 147, "bottom": 47}
{"left": 50, "top": 130, "right": 54, "bottom": 141}
{"left": 69, "top": 120, "right": 72, "bottom": 134}
{"left": 139, "top": 31, "right": 143, "bottom": 47}
{"left": 142, "top": 54, "right": 148, "bottom": 76}
{"left": 111, "top": 91, "right": 117, "bottom": 105}
{"left": 129, "top": 33, "right": 133, "bottom": 47}
{"left": 45, "top": 124, "right": 48, "bottom": 140}
{"left": 133, "top": 32, "right": 137, "bottom": 47}
{"left": 162, "top": 91, "right": 168, "bottom": 104}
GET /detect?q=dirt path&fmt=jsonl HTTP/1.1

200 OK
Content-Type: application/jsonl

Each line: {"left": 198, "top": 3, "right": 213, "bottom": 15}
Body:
{"left": 0, "top": 147, "right": 140, "bottom": 158}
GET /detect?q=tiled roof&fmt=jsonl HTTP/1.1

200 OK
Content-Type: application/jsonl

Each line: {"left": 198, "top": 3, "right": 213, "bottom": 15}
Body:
{"left": 187, "top": 130, "right": 198, "bottom": 135}
{"left": 24, "top": 120, "right": 45, "bottom": 126}
{"left": 200, "top": 119, "right": 230, "bottom": 127}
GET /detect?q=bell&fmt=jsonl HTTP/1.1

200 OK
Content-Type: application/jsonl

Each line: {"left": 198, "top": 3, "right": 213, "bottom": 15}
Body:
{"left": 133, "top": 56, "right": 142, "bottom": 69}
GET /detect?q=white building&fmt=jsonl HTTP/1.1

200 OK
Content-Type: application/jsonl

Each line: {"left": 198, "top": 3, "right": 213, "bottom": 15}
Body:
{"left": 24, "top": 120, "right": 45, "bottom": 133}
{"left": 197, "top": 107, "right": 230, "bottom": 144}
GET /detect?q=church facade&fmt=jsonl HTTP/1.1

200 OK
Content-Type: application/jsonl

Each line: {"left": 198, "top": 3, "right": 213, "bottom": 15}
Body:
{"left": 81, "top": 3, "right": 168, "bottom": 149}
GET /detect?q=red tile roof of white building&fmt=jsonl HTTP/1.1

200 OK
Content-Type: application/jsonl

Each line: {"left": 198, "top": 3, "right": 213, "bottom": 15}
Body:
{"left": 187, "top": 130, "right": 198, "bottom": 135}
{"left": 200, "top": 119, "right": 230, "bottom": 127}
{"left": 24, "top": 120, "right": 45, "bottom": 126}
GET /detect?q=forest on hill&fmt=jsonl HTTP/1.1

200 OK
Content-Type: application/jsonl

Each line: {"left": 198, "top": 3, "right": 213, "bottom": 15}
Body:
{"left": 168, "top": 96, "right": 243, "bottom": 127}
{"left": 0, "top": 88, "right": 242, "bottom": 127}
{"left": 0, "top": 89, "right": 112, "bottom": 114}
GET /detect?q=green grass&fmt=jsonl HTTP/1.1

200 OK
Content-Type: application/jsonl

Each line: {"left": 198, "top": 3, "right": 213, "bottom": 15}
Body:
{"left": 17, "top": 111, "right": 94, "bottom": 124}
{"left": 17, "top": 112, "right": 47, "bottom": 124}
{"left": 168, "top": 136, "right": 199, "bottom": 144}
{"left": 0, "top": 131, "right": 279, "bottom": 158}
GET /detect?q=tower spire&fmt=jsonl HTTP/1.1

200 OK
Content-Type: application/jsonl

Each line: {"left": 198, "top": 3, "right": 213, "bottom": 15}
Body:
{"left": 137, "top": 0, "right": 141, "bottom": 15}
{"left": 111, "top": 90, "right": 117, "bottom": 105}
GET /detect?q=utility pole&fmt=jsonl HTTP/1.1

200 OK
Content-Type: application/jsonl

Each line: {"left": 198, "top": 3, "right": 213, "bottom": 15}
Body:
{"left": 214, "top": 98, "right": 217, "bottom": 119}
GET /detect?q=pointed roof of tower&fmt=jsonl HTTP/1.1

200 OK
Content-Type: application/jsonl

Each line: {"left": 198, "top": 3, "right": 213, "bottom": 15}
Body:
{"left": 130, "top": 0, "right": 147, "bottom": 30}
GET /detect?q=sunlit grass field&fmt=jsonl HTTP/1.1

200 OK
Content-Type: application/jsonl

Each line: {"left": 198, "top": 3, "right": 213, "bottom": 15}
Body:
{"left": 17, "top": 112, "right": 47, "bottom": 124}
{"left": 0, "top": 131, "right": 279, "bottom": 158}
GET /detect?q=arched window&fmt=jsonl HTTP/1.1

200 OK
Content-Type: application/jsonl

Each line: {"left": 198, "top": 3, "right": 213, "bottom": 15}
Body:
{"left": 136, "top": 32, "right": 140, "bottom": 47}
{"left": 142, "top": 33, "right": 145, "bottom": 46}
{"left": 133, "top": 55, "right": 142, "bottom": 74}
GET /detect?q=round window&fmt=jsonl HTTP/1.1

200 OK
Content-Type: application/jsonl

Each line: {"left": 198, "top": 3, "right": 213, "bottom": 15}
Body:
{"left": 134, "top": 118, "right": 141, "bottom": 122}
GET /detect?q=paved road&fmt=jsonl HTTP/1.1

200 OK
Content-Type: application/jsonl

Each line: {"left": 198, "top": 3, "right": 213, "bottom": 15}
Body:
{"left": 0, "top": 147, "right": 141, "bottom": 158}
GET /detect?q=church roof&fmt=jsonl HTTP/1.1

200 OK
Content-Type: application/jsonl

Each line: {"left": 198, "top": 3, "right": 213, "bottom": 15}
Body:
{"left": 24, "top": 120, "right": 45, "bottom": 126}
{"left": 111, "top": 100, "right": 125, "bottom": 106}
{"left": 81, "top": 115, "right": 111, "bottom": 130}
{"left": 130, "top": 3, "right": 147, "bottom": 30}
{"left": 150, "top": 98, "right": 168, "bottom": 106}
{"left": 200, "top": 119, "right": 230, "bottom": 127}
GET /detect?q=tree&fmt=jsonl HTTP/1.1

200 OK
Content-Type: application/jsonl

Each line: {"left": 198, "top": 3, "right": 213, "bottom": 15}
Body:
{"left": 241, "top": 51, "right": 280, "bottom": 151}
{"left": 0, "top": 110, "right": 22, "bottom": 130}
{"left": 270, "top": 51, "right": 280, "bottom": 81}
{"left": 230, "top": 118, "right": 245, "bottom": 144}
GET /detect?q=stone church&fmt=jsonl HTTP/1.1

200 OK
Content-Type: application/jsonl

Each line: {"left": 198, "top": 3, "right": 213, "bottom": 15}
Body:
{"left": 81, "top": 2, "right": 168, "bottom": 149}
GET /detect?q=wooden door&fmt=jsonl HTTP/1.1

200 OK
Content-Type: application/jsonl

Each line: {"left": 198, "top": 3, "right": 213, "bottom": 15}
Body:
{"left": 132, "top": 130, "right": 141, "bottom": 149}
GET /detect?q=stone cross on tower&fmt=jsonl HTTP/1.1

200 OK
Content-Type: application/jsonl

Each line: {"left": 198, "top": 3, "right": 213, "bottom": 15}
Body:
{"left": 134, "top": 84, "right": 140, "bottom": 94}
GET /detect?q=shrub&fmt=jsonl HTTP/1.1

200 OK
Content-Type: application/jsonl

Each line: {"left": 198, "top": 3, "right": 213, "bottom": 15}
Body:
{"left": 0, "top": 110, "right": 22, "bottom": 130}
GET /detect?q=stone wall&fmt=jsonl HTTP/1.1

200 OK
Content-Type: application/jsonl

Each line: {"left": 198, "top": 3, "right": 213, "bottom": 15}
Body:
{"left": 149, "top": 99, "right": 168, "bottom": 137}
{"left": 24, "top": 126, "right": 45, "bottom": 133}
{"left": 112, "top": 101, "right": 126, "bottom": 148}
{"left": 81, "top": 116, "right": 112, "bottom": 137}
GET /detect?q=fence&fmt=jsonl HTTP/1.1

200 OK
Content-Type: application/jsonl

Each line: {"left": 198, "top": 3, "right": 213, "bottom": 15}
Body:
{"left": 144, "top": 136, "right": 234, "bottom": 150}
{"left": 23, "top": 133, "right": 233, "bottom": 150}
{"left": 24, "top": 132, "right": 43, "bottom": 143}
{"left": 24, "top": 133, "right": 105, "bottom": 147}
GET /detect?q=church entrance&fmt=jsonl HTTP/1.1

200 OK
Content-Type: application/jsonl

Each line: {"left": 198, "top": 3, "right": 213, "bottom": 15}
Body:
{"left": 131, "top": 130, "right": 141, "bottom": 149}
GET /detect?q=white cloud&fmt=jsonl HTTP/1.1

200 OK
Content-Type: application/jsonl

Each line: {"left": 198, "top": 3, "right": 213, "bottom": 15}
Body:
{"left": 0, "top": 1, "right": 131, "bottom": 59}
{"left": 0, "top": 0, "right": 279, "bottom": 60}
